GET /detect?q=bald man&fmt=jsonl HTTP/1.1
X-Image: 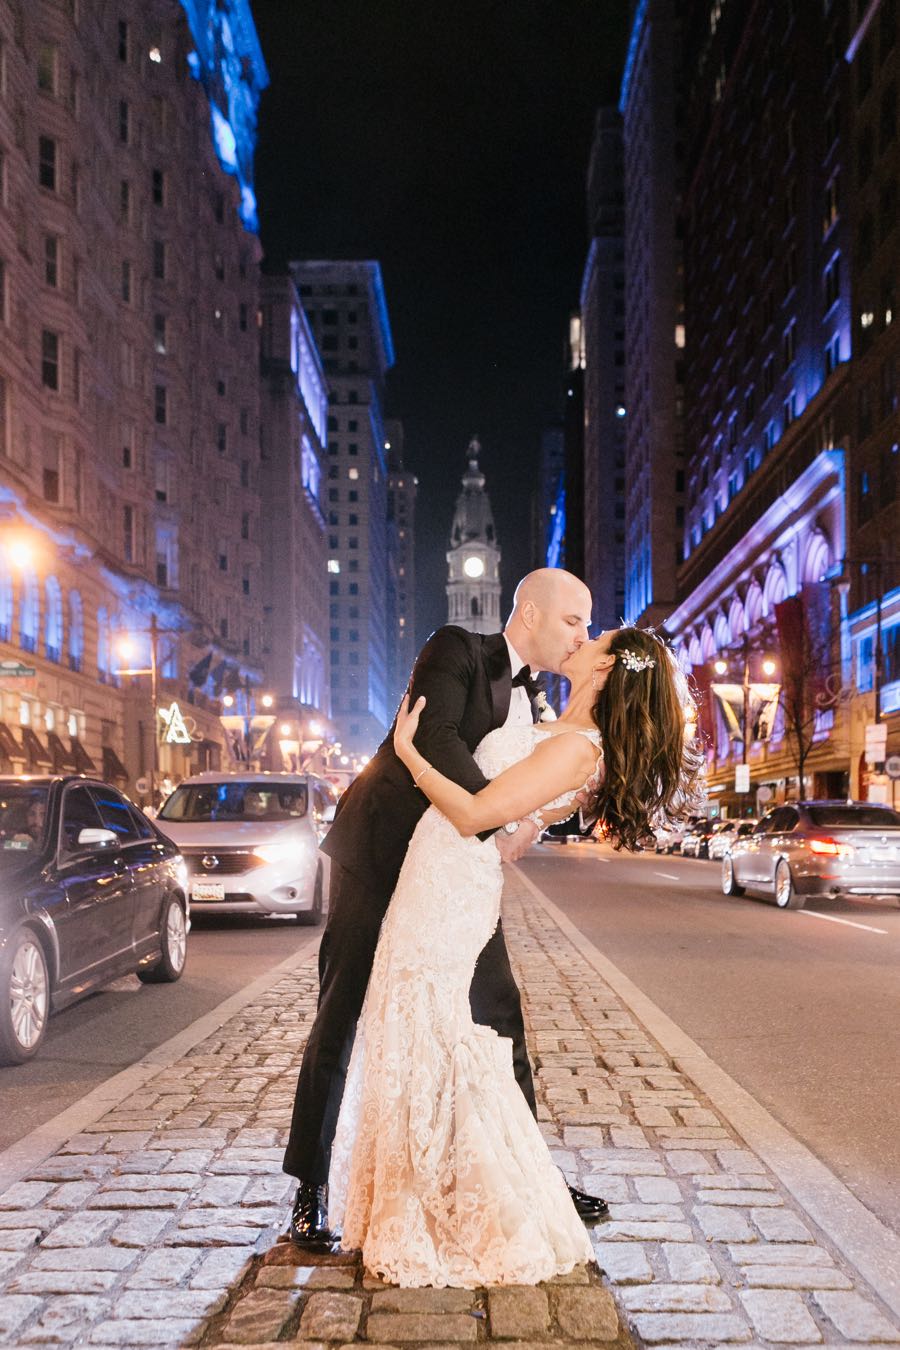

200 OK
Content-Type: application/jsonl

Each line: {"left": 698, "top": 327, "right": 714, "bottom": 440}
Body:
{"left": 282, "top": 569, "right": 607, "bottom": 1244}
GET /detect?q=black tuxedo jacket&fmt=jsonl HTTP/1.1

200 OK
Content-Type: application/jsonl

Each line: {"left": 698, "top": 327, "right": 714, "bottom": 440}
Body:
{"left": 321, "top": 626, "right": 515, "bottom": 892}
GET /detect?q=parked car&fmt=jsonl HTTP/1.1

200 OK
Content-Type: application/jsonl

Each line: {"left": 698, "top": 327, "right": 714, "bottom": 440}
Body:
{"left": 722, "top": 801, "right": 900, "bottom": 909}
{"left": 707, "top": 819, "right": 758, "bottom": 861}
{"left": 681, "top": 819, "right": 717, "bottom": 858}
{"left": 655, "top": 822, "right": 687, "bottom": 853}
{"left": 157, "top": 772, "right": 336, "bottom": 925}
{"left": 0, "top": 775, "right": 188, "bottom": 1065}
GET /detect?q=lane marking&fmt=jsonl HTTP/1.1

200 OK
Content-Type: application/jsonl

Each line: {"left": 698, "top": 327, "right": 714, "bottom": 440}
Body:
{"left": 654, "top": 871, "right": 681, "bottom": 881}
{"left": 799, "top": 910, "right": 888, "bottom": 935}
{"left": 512, "top": 862, "right": 900, "bottom": 1321}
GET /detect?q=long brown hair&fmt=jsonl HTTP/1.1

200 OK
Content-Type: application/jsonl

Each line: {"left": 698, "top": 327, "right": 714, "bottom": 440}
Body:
{"left": 590, "top": 627, "right": 704, "bottom": 851}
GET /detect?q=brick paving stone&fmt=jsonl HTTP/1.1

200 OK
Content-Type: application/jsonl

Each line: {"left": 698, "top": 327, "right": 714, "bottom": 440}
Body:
{"left": 488, "top": 1287, "right": 550, "bottom": 1337}
{"left": 740, "top": 1289, "right": 824, "bottom": 1342}
{"left": 662, "top": 1242, "right": 721, "bottom": 1284}
{"left": 298, "top": 1291, "right": 364, "bottom": 1340}
{"left": 0, "top": 1228, "right": 49, "bottom": 1250}
{"left": 112, "top": 1211, "right": 172, "bottom": 1246}
{"left": 88, "top": 1316, "right": 206, "bottom": 1344}
{"left": 631, "top": 1311, "right": 752, "bottom": 1342}
{"left": 698, "top": 1189, "right": 784, "bottom": 1207}
{"left": 813, "top": 1292, "right": 900, "bottom": 1342}
{"left": 667, "top": 1150, "right": 717, "bottom": 1174}
{"left": 592, "top": 1241, "right": 653, "bottom": 1283}
{"left": 698, "top": 1174, "right": 777, "bottom": 1191}
{"left": 751, "top": 1208, "right": 814, "bottom": 1242}
{"left": 602, "top": 1219, "right": 694, "bottom": 1241}
{"left": 553, "top": 1285, "right": 621, "bottom": 1340}
{"left": 218, "top": 1288, "right": 300, "bottom": 1343}
{"left": 11, "top": 1268, "right": 121, "bottom": 1294}
{"left": 365, "top": 1312, "right": 478, "bottom": 1341}
{"left": 125, "top": 1247, "right": 200, "bottom": 1287}
{"left": 89, "top": 1188, "right": 187, "bottom": 1208}
{"left": 256, "top": 1265, "right": 356, "bottom": 1289}
{"left": 25, "top": 1292, "right": 110, "bottom": 1343}
{"left": 718, "top": 1149, "right": 768, "bottom": 1174}
{"left": 619, "top": 1283, "right": 733, "bottom": 1312}
{"left": 372, "top": 1289, "right": 476, "bottom": 1313}
{"left": 0, "top": 1293, "right": 44, "bottom": 1338}
{"left": 46, "top": 1180, "right": 105, "bottom": 1209}
{"left": 41, "top": 1213, "right": 123, "bottom": 1247}
{"left": 694, "top": 1204, "right": 756, "bottom": 1243}
{"left": 112, "top": 1288, "right": 228, "bottom": 1318}
{"left": 731, "top": 1244, "right": 835, "bottom": 1266}
{"left": 634, "top": 1177, "right": 682, "bottom": 1204}
{"left": 742, "top": 1267, "right": 853, "bottom": 1290}
{"left": 0, "top": 1180, "right": 56, "bottom": 1208}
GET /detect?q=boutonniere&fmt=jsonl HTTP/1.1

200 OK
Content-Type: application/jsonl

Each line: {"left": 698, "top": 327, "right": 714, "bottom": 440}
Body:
{"left": 534, "top": 691, "right": 557, "bottom": 721}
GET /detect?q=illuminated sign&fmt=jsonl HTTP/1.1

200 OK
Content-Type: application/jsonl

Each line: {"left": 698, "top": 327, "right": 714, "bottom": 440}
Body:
{"left": 159, "top": 701, "right": 192, "bottom": 745}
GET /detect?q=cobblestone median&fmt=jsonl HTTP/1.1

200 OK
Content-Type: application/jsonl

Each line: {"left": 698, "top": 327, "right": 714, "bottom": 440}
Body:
{"left": 0, "top": 871, "right": 896, "bottom": 1347}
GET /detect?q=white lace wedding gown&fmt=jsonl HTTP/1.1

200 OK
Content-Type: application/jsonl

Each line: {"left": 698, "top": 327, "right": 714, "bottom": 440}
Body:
{"left": 328, "top": 724, "right": 600, "bottom": 1288}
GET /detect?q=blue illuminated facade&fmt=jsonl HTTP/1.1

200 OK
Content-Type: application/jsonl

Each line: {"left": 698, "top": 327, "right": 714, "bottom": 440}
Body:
{"left": 180, "top": 0, "right": 269, "bottom": 231}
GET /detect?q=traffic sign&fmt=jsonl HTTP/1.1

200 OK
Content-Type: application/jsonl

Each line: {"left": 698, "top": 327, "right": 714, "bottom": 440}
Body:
{"left": 0, "top": 660, "right": 36, "bottom": 677}
{"left": 885, "top": 754, "right": 900, "bottom": 781}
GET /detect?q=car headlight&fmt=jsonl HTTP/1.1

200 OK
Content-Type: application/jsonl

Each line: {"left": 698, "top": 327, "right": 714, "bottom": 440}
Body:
{"left": 174, "top": 855, "right": 189, "bottom": 890}
{"left": 253, "top": 841, "right": 303, "bottom": 866}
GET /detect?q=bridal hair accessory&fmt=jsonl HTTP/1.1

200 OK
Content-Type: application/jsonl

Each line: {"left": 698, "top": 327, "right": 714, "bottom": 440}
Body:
{"left": 619, "top": 649, "right": 657, "bottom": 673}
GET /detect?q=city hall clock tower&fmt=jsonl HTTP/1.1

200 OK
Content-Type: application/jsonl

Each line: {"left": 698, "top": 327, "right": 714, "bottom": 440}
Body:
{"left": 446, "top": 437, "right": 502, "bottom": 634}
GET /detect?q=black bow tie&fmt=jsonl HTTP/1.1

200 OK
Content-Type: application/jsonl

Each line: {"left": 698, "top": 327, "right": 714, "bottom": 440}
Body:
{"left": 511, "top": 665, "right": 540, "bottom": 700}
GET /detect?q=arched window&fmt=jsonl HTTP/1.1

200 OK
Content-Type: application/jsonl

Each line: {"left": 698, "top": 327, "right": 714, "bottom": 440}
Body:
{"left": 0, "top": 569, "right": 12, "bottom": 642}
{"left": 700, "top": 624, "right": 715, "bottom": 661}
{"left": 45, "top": 577, "right": 63, "bottom": 662}
{"left": 729, "top": 597, "right": 745, "bottom": 641}
{"left": 688, "top": 634, "right": 703, "bottom": 667}
{"left": 803, "top": 531, "right": 832, "bottom": 584}
{"left": 97, "top": 606, "right": 110, "bottom": 681}
{"left": 68, "top": 590, "right": 84, "bottom": 672}
{"left": 744, "top": 581, "right": 763, "bottom": 628}
{"left": 713, "top": 612, "right": 731, "bottom": 651}
{"left": 762, "top": 564, "right": 788, "bottom": 615}
{"left": 471, "top": 596, "right": 480, "bottom": 617}
{"left": 19, "top": 571, "right": 39, "bottom": 653}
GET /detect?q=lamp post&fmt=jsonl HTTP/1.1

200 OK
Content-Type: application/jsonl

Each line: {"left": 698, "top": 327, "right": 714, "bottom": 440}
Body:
{"left": 714, "top": 636, "right": 778, "bottom": 772}
{"left": 115, "top": 614, "right": 160, "bottom": 806}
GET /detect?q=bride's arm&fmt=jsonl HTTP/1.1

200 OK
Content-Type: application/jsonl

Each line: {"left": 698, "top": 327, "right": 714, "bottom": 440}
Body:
{"left": 394, "top": 695, "right": 597, "bottom": 837}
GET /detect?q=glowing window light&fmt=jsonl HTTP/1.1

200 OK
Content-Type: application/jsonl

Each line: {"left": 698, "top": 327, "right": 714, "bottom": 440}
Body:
{"left": 327, "top": 559, "right": 340, "bottom": 573}
{"left": 861, "top": 311, "right": 874, "bottom": 328}
{"left": 148, "top": 46, "right": 162, "bottom": 63}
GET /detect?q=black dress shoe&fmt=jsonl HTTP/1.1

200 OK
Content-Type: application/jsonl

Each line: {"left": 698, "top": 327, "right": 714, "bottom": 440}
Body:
{"left": 288, "top": 1180, "right": 339, "bottom": 1248}
{"left": 568, "top": 1184, "right": 610, "bottom": 1222}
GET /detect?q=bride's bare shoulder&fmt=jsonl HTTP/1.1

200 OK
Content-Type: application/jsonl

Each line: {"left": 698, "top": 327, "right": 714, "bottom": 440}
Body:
{"left": 534, "top": 728, "right": 598, "bottom": 772}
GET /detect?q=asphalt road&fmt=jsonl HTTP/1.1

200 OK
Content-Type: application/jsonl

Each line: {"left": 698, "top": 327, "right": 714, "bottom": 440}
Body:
{"left": 520, "top": 840, "right": 900, "bottom": 1235}
{"left": 0, "top": 912, "right": 319, "bottom": 1153}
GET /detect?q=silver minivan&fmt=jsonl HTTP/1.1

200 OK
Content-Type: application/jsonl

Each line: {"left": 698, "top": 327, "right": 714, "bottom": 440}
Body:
{"left": 157, "top": 772, "right": 336, "bottom": 924}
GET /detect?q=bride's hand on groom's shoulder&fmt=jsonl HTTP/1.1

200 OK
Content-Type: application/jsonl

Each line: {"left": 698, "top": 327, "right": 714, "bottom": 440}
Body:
{"left": 394, "top": 692, "right": 426, "bottom": 766}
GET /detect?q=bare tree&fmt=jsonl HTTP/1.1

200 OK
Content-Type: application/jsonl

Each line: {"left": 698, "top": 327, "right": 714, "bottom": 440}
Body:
{"left": 775, "top": 587, "right": 834, "bottom": 799}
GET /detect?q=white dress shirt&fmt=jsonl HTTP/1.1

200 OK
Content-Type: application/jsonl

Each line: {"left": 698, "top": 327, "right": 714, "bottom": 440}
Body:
{"left": 502, "top": 634, "right": 537, "bottom": 728}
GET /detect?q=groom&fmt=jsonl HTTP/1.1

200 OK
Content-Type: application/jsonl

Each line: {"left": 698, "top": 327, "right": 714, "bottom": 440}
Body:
{"left": 282, "top": 567, "right": 608, "bottom": 1244}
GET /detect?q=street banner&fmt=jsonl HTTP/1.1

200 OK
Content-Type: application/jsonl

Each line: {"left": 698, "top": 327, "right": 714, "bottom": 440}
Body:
{"left": 711, "top": 682, "right": 781, "bottom": 743}
{"left": 865, "top": 721, "right": 888, "bottom": 767}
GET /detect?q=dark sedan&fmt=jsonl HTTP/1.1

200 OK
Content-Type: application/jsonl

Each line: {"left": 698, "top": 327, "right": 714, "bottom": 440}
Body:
{"left": 0, "top": 776, "right": 189, "bottom": 1065}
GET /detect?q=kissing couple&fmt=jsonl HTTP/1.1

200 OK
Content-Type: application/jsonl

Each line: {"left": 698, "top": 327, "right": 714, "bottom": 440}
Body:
{"left": 282, "top": 568, "right": 701, "bottom": 1287}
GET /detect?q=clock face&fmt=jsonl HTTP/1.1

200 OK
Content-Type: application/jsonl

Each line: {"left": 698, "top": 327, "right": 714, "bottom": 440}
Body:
{"left": 463, "top": 555, "right": 485, "bottom": 579}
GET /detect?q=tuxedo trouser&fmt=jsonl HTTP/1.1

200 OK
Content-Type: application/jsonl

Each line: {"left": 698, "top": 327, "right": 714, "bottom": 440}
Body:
{"left": 282, "top": 859, "right": 537, "bottom": 1184}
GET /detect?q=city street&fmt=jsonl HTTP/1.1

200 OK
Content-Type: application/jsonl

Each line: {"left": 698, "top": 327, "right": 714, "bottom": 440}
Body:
{"left": 521, "top": 841, "right": 900, "bottom": 1234}
{"left": 0, "top": 916, "right": 318, "bottom": 1154}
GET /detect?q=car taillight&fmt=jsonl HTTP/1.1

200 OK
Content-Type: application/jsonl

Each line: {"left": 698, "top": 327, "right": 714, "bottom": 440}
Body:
{"left": 808, "top": 836, "right": 854, "bottom": 859}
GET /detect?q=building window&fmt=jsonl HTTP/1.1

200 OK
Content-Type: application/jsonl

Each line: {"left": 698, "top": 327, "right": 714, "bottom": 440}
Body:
{"left": 783, "top": 390, "right": 797, "bottom": 427}
{"left": 123, "top": 504, "right": 134, "bottom": 562}
{"left": 118, "top": 100, "right": 129, "bottom": 144}
{"left": 824, "top": 254, "right": 841, "bottom": 312}
{"left": 38, "top": 136, "right": 57, "bottom": 191}
{"left": 823, "top": 173, "right": 839, "bottom": 236}
{"left": 216, "top": 422, "right": 227, "bottom": 453}
{"left": 241, "top": 512, "right": 249, "bottom": 540}
{"left": 239, "top": 302, "right": 248, "bottom": 331}
{"left": 121, "top": 258, "right": 131, "bottom": 303}
{"left": 152, "top": 167, "right": 165, "bottom": 205}
{"left": 154, "top": 384, "right": 167, "bottom": 424}
{"left": 153, "top": 313, "right": 167, "bottom": 353}
{"left": 858, "top": 469, "right": 874, "bottom": 523}
{"left": 37, "top": 43, "right": 57, "bottom": 94}
{"left": 118, "top": 20, "right": 130, "bottom": 62}
{"left": 44, "top": 234, "right": 59, "bottom": 288}
{"left": 153, "top": 239, "right": 166, "bottom": 280}
{"left": 41, "top": 330, "right": 59, "bottom": 390}
{"left": 825, "top": 332, "right": 841, "bottom": 376}
{"left": 120, "top": 178, "right": 131, "bottom": 221}
{"left": 782, "top": 319, "right": 796, "bottom": 370}
{"left": 68, "top": 590, "right": 83, "bottom": 671}
{"left": 19, "top": 571, "right": 39, "bottom": 653}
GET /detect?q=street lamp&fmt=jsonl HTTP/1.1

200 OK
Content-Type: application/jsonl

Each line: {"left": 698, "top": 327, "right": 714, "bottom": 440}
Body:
{"left": 713, "top": 636, "right": 779, "bottom": 769}
{"left": 114, "top": 615, "right": 162, "bottom": 806}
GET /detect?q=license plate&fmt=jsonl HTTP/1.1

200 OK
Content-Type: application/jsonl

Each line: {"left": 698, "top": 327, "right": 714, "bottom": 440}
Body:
{"left": 192, "top": 880, "right": 225, "bottom": 902}
{"left": 868, "top": 848, "right": 893, "bottom": 862}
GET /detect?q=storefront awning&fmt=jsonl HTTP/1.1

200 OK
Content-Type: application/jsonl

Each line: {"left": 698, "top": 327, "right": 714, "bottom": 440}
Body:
{"left": 47, "top": 731, "right": 76, "bottom": 772}
{"left": 70, "top": 737, "right": 96, "bottom": 773}
{"left": 0, "top": 722, "right": 25, "bottom": 763}
{"left": 20, "top": 726, "right": 52, "bottom": 769}
{"left": 102, "top": 746, "right": 129, "bottom": 781}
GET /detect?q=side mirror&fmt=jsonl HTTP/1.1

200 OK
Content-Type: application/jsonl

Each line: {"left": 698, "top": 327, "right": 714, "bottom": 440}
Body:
{"left": 321, "top": 804, "right": 336, "bottom": 825}
{"left": 76, "top": 827, "right": 118, "bottom": 848}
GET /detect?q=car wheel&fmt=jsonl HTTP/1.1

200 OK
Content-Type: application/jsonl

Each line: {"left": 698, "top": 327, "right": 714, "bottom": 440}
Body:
{"left": 138, "top": 896, "right": 188, "bottom": 983}
{"left": 0, "top": 928, "right": 49, "bottom": 1065}
{"left": 774, "top": 861, "right": 803, "bottom": 910}
{"left": 722, "top": 855, "right": 745, "bottom": 897}
{"left": 296, "top": 868, "right": 324, "bottom": 926}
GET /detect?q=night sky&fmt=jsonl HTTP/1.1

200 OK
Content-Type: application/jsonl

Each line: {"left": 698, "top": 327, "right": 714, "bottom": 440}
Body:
{"left": 251, "top": 1, "right": 629, "bottom": 645}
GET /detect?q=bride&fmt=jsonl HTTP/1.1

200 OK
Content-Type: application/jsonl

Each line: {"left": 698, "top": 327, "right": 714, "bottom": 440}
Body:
{"left": 328, "top": 625, "right": 701, "bottom": 1288}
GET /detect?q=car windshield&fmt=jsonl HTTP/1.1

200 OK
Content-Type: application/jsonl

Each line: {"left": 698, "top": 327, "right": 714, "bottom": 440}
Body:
{"left": 806, "top": 805, "right": 900, "bottom": 828}
{"left": 159, "top": 781, "right": 308, "bottom": 823}
{"left": 0, "top": 784, "right": 50, "bottom": 860}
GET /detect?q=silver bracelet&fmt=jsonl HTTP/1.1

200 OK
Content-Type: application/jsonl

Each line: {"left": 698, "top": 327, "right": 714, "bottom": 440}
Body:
{"left": 413, "top": 764, "right": 432, "bottom": 787}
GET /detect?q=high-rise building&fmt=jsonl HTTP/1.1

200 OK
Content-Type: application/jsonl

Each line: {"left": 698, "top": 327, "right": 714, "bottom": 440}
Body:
{"left": 385, "top": 419, "right": 417, "bottom": 709}
{"left": 258, "top": 273, "right": 329, "bottom": 767}
{"left": 446, "top": 438, "right": 501, "bottom": 635}
{"left": 291, "top": 260, "right": 396, "bottom": 758}
{"left": 619, "top": 0, "right": 684, "bottom": 627}
{"left": 534, "top": 418, "right": 565, "bottom": 571}
{"left": 563, "top": 314, "right": 586, "bottom": 587}
{"left": 0, "top": 1, "right": 268, "bottom": 804}
{"left": 581, "top": 107, "right": 626, "bottom": 631}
